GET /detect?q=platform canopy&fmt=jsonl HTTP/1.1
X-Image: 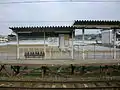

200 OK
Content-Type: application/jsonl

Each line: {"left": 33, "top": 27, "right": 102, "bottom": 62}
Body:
{"left": 9, "top": 26, "right": 75, "bottom": 37}
{"left": 73, "top": 20, "right": 120, "bottom": 29}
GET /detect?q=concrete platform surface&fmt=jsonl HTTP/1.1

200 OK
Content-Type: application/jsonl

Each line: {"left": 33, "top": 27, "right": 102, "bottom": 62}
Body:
{"left": 0, "top": 59, "right": 120, "bottom": 66}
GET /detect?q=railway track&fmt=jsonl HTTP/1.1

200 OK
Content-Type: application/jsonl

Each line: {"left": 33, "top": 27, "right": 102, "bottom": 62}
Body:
{"left": 0, "top": 86, "right": 120, "bottom": 90}
{"left": 0, "top": 80, "right": 120, "bottom": 90}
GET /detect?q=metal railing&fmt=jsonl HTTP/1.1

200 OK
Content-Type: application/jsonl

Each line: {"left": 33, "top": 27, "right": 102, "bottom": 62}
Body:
{"left": 0, "top": 44, "right": 120, "bottom": 60}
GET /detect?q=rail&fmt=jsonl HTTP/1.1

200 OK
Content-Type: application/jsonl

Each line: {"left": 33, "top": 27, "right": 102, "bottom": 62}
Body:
{"left": 0, "top": 79, "right": 120, "bottom": 83}
{"left": 0, "top": 86, "right": 120, "bottom": 90}
{"left": 0, "top": 79, "right": 120, "bottom": 89}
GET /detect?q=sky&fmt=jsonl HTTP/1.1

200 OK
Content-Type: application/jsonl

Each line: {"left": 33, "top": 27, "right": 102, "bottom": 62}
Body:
{"left": 0, "top": 0, "right": 120, "bottom": 35}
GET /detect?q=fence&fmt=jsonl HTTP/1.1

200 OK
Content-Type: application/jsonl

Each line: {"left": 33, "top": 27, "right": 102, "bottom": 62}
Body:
{"left": 0, "top": 44, "right": 120, "bottom": 60}
{"left": 73, "top": 44, "right": 120, "bottom": 59}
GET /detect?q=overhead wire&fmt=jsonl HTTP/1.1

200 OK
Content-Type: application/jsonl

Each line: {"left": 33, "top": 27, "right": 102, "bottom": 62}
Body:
{"left": 0, "top": 0, "right": 120, "bottom": 4}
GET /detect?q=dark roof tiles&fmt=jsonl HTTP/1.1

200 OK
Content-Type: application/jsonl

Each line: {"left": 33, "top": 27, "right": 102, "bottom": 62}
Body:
{"left": 74, "top": 20, "right": 120, "bottom": 25}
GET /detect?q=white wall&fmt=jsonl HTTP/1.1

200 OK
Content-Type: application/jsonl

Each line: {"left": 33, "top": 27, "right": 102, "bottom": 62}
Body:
{"left": 101, "top": 30, "right": 113, "bottom": 44}
{"left": 59, "top": 34, "right": 65, "bottom": 48}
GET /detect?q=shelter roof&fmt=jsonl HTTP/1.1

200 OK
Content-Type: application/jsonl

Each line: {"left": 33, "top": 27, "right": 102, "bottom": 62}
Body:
{"left": 9, "top": 26, "right": 75, "bottom": 33}
{"left": 73, "top": 20, "right": 120, "bottom": 29}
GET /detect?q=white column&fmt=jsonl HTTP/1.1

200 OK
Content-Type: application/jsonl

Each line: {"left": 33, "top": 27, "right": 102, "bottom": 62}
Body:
{"left": 50, "top": 46, "right": 52, "bottom": 59}
{"left": 7, "top": 41, "right": 8, "bottom": 60}
{"left": 23, "top": 47, "right": 24, "bottom": 59}
{"left": 82, "top": 28, "right": 85, "bottom": 60}
{"left": 113, "top": 29, "right": 116, "bottom": 59}
{"left": 28, "top": 48, "right": 29, "bottom": 52}
{"left": 44, "top": 30, "right": 46, "bottom": 59}
{"left": 109, "top": 30, "right": 111, "bottom": 56}
{"left": 16, "top": 33, "right": 19, "bottom": 59}
{"left": 71, "top": 31, "right": 74, "bottom": 59}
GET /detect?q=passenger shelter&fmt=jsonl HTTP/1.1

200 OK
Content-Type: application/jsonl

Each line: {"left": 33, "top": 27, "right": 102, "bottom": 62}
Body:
{"left": 73, "top": 20, "right": 120, "bottom": 59}
{"left": 9, "top": 26, "right": 75, "bottom": 59}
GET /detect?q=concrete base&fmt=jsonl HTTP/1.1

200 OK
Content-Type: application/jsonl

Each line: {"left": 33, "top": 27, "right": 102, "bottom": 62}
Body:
{"left": 0, "top": 59, "right": 120, "bottom": 66}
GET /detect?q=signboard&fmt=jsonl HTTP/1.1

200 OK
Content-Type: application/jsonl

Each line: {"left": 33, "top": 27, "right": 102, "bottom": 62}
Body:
{"left": 59, "top": 34, "right": 64, "bottom": 48}
{"left": 64, "top": 35, "right": 69, "bottom": 47}
{"left": 59, "top": 34, "right": 70, "bottom": 48}
{"left": 48, "top": 37, "right": 59, "bottom": 46}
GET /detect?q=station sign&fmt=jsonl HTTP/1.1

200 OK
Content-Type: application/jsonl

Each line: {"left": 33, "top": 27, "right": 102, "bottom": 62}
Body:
{"left": 48, "top": 37, "right": 59, "bottom": 46}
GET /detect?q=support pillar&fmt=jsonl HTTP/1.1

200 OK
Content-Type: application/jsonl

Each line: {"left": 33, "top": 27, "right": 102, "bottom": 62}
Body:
{"left": 94, "top": 44, "right": 95, "bottom": 59}
{"left": 81, "top": 66, "right": 85, "bottom": 74}
{"left": 70, "top": 64, "right": 75, "bottom": 75}
{"left": 105, "top": 65, "right": 109, "bottom": 75}
{"left": 71, "top": 31, "right": 74, "bottom": 59}
{"left": 44, "top": 30, "right": 46, "bottom": 59}
{"left": 41, "top": 66, "right": 47, "bottom": 78}
{"left": 109, "top": 30, "right": 112, "bottom": 57}
{"left": 82, "top": 28, "right": 85, "bottom": 60}
{"left": 113, "top": 29, "right": 116, "bottom": 59}
{"left": 16, "top": 34, "right": 19, "bottom": 59}
{"left": 50, "top": 46, "right": 52, "bottom": 59}
{"left": 100, "top": 65, "right": 102, "bottom": 76}
{"left": 23, "top": 48, "right": 24, "bottom": 59}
